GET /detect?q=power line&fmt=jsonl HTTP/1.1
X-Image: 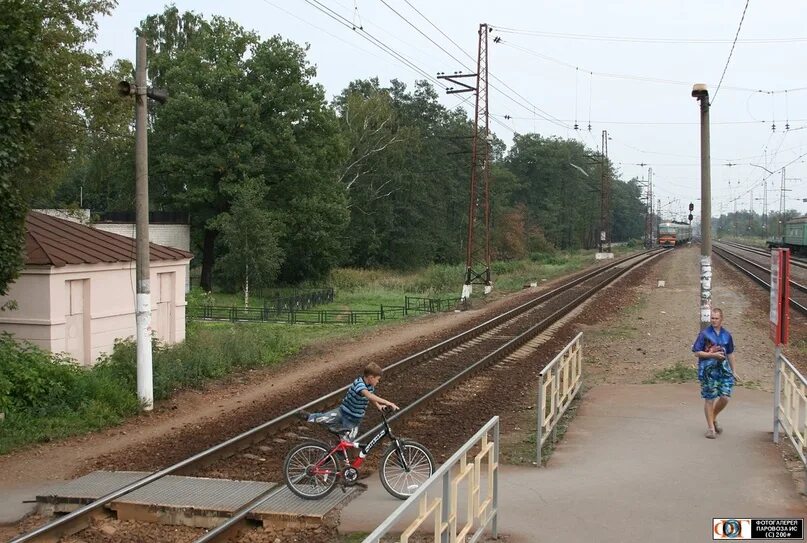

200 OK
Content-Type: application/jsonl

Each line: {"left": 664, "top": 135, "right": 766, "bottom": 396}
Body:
{"left": 500, "top": 40, "right": 767, "bottom": 93}
{"left": 378, "top": 0, "right": 472, "bottom": 72}
{"left": 492, "top": 25, "right": 805, "bottom": 44}
{"left": 492, "top": 114, "right": 807, "bottom": 126}
{"left": 712, "top": 0, "right": 751, "bottom": 103}
{"left": 303, "top": 0, "right": 447, "bottom": 89}
{"left": 381, "top": 3, "right": 571, "bottom": 131}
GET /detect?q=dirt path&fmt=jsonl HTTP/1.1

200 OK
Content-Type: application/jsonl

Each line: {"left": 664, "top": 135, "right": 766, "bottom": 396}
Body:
{"left": 582, "top": 245, "right": 807, "bottom": 388}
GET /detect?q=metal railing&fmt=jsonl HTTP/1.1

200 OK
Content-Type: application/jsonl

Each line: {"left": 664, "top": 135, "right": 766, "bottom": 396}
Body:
{"left": 536, "top": 332, "right": 583, "bottom": 465}
{"left": 188, "top": 294, "right": 463, "bottom": 325}
{"left": 362, "top": 417, "right": 499, "bottom": 543}
{"left": 405, "top": 296, "right": 465, "bottom": 314}
{"left": 773, "top": 351, "right": 807, "bottom": 493}
{"left": 188, "top": 305, "right": 406, "bottom": 324}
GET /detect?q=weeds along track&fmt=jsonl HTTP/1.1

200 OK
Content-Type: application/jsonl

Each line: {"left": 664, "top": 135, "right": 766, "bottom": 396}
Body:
{"left": 713, "top": 243, "right": 807, "bottom": 314}
{"left": 12, "top": 249, "right": 663, "bottom": 543}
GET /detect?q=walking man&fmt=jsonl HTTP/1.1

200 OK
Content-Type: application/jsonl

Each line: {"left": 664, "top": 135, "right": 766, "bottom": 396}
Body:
{"left": 692, "top": 308, "right": 739, "bottom": 439}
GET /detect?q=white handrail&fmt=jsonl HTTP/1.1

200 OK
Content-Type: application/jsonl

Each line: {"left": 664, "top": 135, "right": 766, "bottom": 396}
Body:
{"left": 774, "top": 351, "right": 807, "bottom": 495}
{"left": 536, "top": 333, "right": 583, "bottom": 465}
{"left": 362, "top": 417, "right": 499, "bottom": 543}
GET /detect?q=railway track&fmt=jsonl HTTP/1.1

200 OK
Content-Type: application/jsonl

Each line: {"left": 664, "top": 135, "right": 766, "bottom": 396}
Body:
{"left": 713, "top": 243, "right": 807, "bottom": 315}
{"left": 720, "top": 240, "right": 807, "bottom": 270}
{"left": 11, "top": 249, "right": 665, "bottom": 543}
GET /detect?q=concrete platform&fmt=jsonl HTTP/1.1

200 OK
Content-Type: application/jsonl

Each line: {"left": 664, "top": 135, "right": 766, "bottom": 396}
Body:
{"left": 340, "top": 384, "right": 807, "bottom": 543}
{"left": 36, "top": 471, "right": 355, "bottom": 529}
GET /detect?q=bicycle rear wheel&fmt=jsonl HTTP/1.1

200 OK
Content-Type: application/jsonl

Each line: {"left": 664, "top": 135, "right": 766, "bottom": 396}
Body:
{"left": 283, "top": 440, "right": 339, "bottom": 499}
{"left": 379, "top": 439, "right": 435, "bottom": 500}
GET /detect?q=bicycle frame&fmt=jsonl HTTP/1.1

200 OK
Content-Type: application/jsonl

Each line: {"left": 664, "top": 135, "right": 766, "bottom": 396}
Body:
{"left": 311, "top": 411, "right": 400, "bottom": 475}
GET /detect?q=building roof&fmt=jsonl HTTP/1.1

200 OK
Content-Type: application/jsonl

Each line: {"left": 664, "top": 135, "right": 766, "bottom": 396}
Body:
{"left": 25, "top": 212, "right": 193, "bottom": 267}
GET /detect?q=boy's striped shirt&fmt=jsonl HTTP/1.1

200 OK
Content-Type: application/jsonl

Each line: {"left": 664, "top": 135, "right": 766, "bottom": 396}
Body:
{"left": 340, "top": 377, "right": 375, "bottom": 422}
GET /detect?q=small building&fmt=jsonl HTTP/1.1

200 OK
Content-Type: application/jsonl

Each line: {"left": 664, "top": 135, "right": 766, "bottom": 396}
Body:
{"left": 0, "top": 212, "right": 192, "bottom": 365}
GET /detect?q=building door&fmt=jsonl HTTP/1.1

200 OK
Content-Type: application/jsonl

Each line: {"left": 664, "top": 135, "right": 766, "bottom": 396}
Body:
{"left": 157, "top": 272, "right": 175, "bottom": 343}
{"left": 65, "top": 279, "right": 89, "bottom": 365}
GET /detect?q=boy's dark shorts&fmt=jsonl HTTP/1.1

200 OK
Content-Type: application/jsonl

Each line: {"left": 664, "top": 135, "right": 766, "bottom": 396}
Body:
{"left": 307, "top": 409, "right": 359, "bottom": 440}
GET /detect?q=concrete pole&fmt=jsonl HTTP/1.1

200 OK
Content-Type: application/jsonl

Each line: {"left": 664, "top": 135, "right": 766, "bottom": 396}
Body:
{"left": 135, "top": 36, "right": 153, "bottom": 410}
{"left": 693, "top": 85, "right": 712, "bottom": 328}
{"left": 779, "top": 168, "right": 786, "bottom": 238}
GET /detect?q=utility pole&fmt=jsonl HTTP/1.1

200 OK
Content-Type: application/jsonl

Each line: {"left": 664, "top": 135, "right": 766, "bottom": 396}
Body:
{"left": 763, "top": 179, "right": 768, "bottom": 236}
{"left": 118, "top": 36, "right": 167, "bottom": 410}
{"left": 749, "top": 189, "right": 753, "bottom": 234}
{"left": 692, "top": 84, "right": 712, "bottom": 329}
{"left": 646, "top": 168, "right": 654, "bottom": 247}
{"left": 597, "top": 129, "right": 612, "bottom": 254}
{"left": 779, "top": 168, "right": 786, "bottom": 238}
{"left": 439, "top": 24, "right": 492, "bottom": 301}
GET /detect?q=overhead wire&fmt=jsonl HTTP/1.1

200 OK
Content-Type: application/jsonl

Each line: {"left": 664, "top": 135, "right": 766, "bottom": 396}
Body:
{"left": 303, "top": 0, "right": 447, "bottom": 89}
{"left": 381, "top": 2, "right": 572, "bottom": 130}
{"left": 491, "top": 25, "right": 806, "bottom": 44}
{"left": 711, "top": 0, "right": 751, "bottom": 103}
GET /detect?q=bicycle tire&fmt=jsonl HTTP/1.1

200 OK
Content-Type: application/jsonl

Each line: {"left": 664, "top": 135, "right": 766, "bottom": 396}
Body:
{"left": 283, "top": 440, "right": 339, "bottom": 500}
{"left": 379, "top": 439, "right": 435, "bottom": 500}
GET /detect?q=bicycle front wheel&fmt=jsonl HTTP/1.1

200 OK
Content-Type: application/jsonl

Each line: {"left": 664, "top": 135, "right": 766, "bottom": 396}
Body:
{"left": 379, "top": 440, "right": 435, "bottom": 500}
{"left": 283, "top": 440, "right": 339, "bottom": 500}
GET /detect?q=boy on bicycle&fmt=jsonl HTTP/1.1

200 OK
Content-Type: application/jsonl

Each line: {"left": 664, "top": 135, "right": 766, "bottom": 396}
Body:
{"left": 299, "top": 362, "right": 398, "bottom": 441}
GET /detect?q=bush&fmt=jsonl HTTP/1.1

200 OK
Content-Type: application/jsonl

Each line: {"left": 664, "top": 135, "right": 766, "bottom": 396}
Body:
{"left": 0, "top": 333, "right": 139, "bottom": 453}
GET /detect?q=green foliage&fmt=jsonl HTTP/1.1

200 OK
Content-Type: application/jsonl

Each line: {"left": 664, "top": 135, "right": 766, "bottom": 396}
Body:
{"left": 0, "top": 0, "right": 118, "bottom": 294}
{"left": 0, "top": 324, "right": 306, "bottom": 453}
{"left": 0, "top": 181, "right": 27, "bottom": 298}
{"left": 211, "top": 178, "right": 284, "bottom": 298}
{"left": 142, "top": 8, "right": 348, "bottom": 289}
{"left": 0, "top": 333, "right": 139, "bottom": 452}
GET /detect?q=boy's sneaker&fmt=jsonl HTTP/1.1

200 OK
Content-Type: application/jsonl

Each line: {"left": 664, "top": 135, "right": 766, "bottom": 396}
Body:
{"left": 296, "top": 410, "right": 311, "bottom": 422}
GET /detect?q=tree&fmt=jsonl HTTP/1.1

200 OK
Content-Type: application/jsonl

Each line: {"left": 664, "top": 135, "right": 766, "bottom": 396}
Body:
{"left": 0, "top": 0, "right": 116, "bottom": 296}
{"left": 144, "top": 8, "right": 348, "bottom": 289}
{"left": 211, "top": 179, "right": 283, "bottom": 306}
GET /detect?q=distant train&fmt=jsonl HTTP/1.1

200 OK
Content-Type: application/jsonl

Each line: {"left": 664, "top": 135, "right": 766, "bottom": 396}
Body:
{"left": 658, "top": 221, "right": 692, "bottom": 248}
{"left": 767, "top": 216, "right": 807, "bottom": 256}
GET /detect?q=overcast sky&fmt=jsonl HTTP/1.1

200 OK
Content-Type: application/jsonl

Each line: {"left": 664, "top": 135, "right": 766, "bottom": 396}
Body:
{"left": 93, "top": 0, "right": 807, "bottom": 221}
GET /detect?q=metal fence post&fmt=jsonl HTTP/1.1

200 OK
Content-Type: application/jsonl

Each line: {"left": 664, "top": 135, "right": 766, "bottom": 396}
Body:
{"left": 536, "top": 373, "right": 544, "bottom": 467}
{"left": 492, "top": 419, "right": 499, "bottom": 538}
{"left": 551, "top": 364, "right": 560, "bottom": 443}
{"left": 773, "top": 346, "right": 782, "bottom": 444}
{"left": 441, "top": 471, "right": 450, "bottom": 543}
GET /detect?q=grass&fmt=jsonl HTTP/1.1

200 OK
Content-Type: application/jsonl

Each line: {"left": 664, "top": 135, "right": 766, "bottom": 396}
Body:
{"left": 0, "top": 323, "right": 349, "bottom": 454}
{"left": 644, "top": 362, "right": 699, "bottom": 384}
{"left": 1, "top": 247, "right": 642, "bottom": 455}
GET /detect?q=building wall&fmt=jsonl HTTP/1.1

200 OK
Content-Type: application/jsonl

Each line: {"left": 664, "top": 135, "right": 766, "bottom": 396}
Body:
{"left": 0, "top": 259, "right": 189, "bottom": 366}
{"left": 92, "top": 223, "right": 190, "bottom": 250}
{"left": 92, "top": 223, "right": 191, "bottom": 292}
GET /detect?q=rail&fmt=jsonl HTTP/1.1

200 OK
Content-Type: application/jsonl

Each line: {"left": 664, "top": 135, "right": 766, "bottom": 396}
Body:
{"left": 362, "top": 417, "right": 499, "bottom": 543}
{"left": 773, "top": 351, "right": 807, "bottom": 493}
{"left": 536, "top": 333, "right": 583, "bottom": 465}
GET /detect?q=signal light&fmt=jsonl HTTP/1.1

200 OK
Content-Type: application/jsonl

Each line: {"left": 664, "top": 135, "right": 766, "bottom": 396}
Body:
{"left": 688, "top": 202, "right": 694, "bottom": 212}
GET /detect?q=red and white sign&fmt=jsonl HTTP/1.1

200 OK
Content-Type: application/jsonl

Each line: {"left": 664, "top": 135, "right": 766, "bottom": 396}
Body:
{"left": 769, "top": 248, "right": 791, "bottom": 345}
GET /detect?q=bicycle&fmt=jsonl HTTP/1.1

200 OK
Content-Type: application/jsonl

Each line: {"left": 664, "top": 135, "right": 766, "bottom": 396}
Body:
{"left": 283, "top": 406, "right": 435, "bottom": 500}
